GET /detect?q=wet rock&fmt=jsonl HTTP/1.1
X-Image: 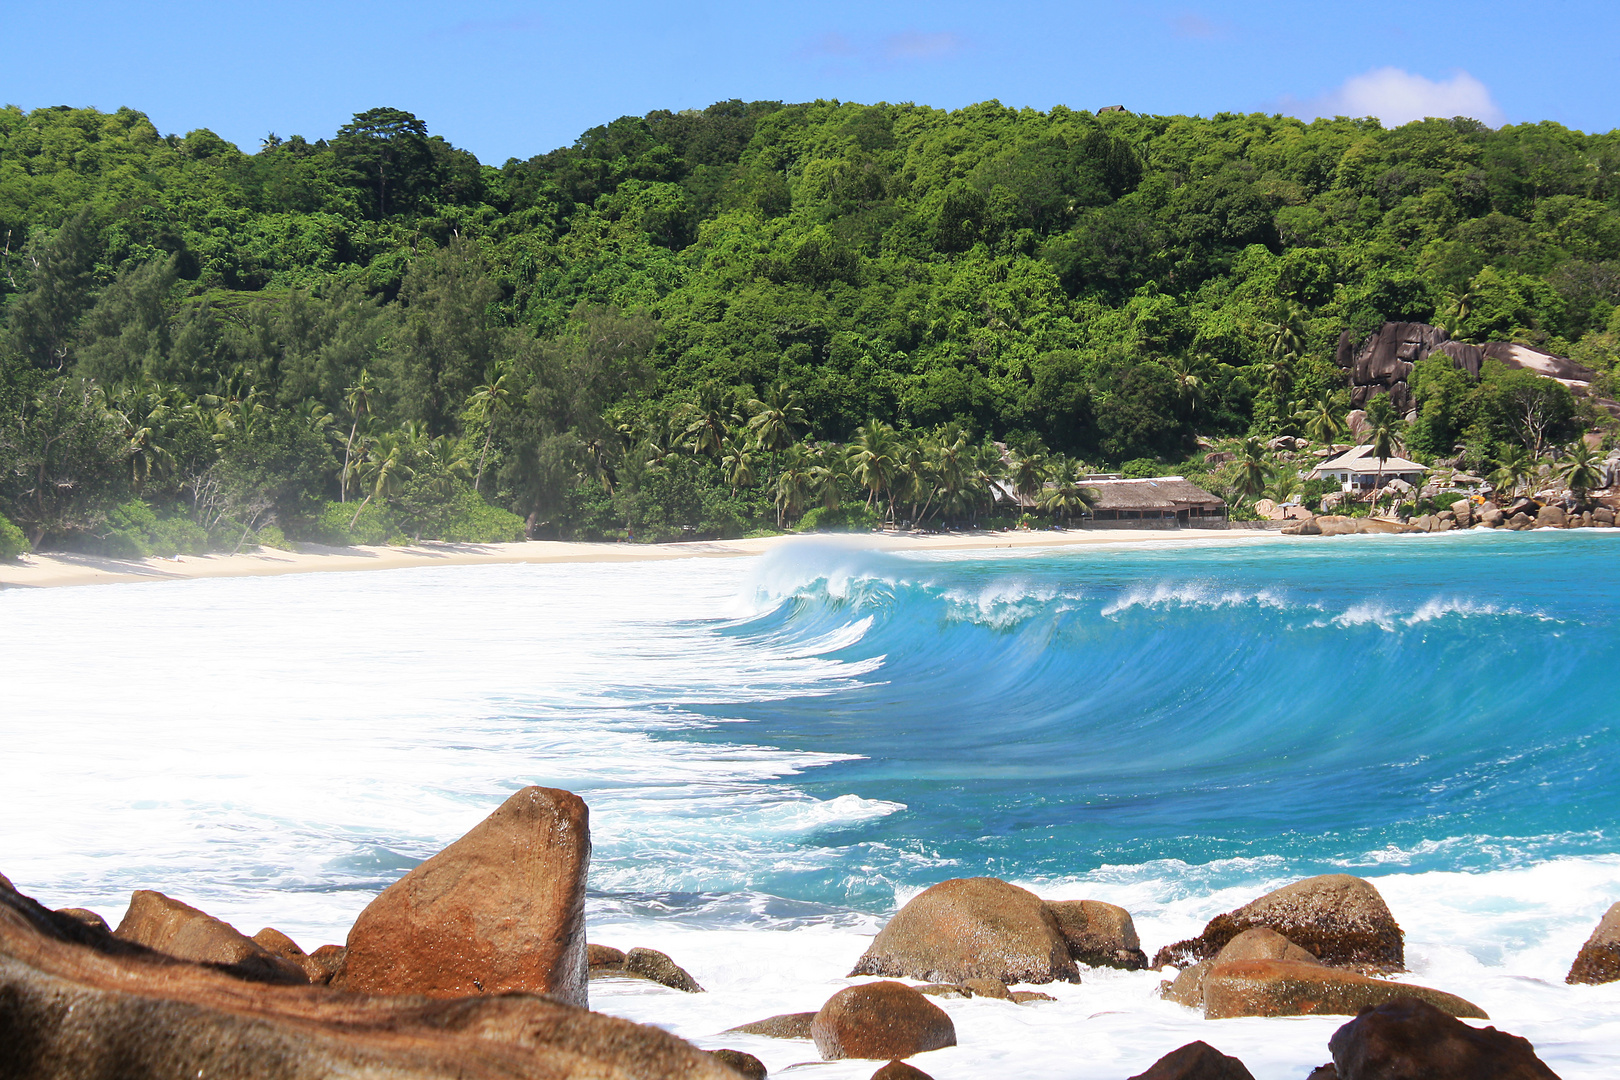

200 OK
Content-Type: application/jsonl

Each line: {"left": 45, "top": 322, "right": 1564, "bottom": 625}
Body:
{"left": 332, "top": 785, "right": 590, "bottom": 1005}
{"left": 113, "top": 890, "right": 307, "bottom": 985}
{"left": 1046, "top": 898, "right": 1148, "bottom": 969}
{"left": 1127, "top": 1040, "right": 1255, "bottom": 1080}
{"left": 1151, "top": 874, "right": 1403, "bottom": 971}
{"left": 710, "top": 1048, "right": 767, "bottom": 1078}
{"left": 850, "top": 877, "right": 1078, "bottom": 985}
{"left": 587, "top": 942, "right": 625, "bottom": 968}
{"left": 1213, "top": 927, "right": 1320, "bottom": 966}
{"left": 959, "top": 976, "right": 1010, "bottom": 999}
{"left": 1566, "top": 901, "right": 1620, "bottom": 984}
{"left": 915, "top": 983, "right": 969, "bottom": 999}
{"left": 623, "top": 946, "right": 703, "bottom": 991}
{"left": 0, "top": 876, "right": 739, "bottom": 1080}
{"left": 871, "top": 1062, "right": 934, "bottom": 1080}
{"left": 1161, "top": 959, "right": 1211, "bottom": 1007}
{"left": 252, "top": 926, "right": 335, "bottom": 984}
{"left": 1281, "top": 516, "right": 1322, "bottom": 536}
{"left": 1413, "top": 514, "right": 1437, "bottom": 532}
{"left": 1536, "top": 505, "right": 1567, "bottom": 528}
{"left": 1201, "top": 959, "right": 1486, "bottom": 1020}
{"left": 812, "top": 981, "right": 957, "bottom": 1061}
{"left": 55, "top": 907, "right": 109, "bottom": 932}
{"left": 1009, "top": 990, "right": 1056, "bottom": 1003}
{"left": 1328, "top": 997, "right": 1558, "bottom": 1079}
{"left": 726, "top": 1011, "right": 817, "bottom": 1038}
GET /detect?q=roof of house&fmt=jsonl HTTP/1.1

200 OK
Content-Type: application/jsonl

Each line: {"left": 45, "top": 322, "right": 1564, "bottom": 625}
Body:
{"left": 1085, "top": 476, "right": 1225, "bottom": 510}
{"left": 1310, "top": 444, "right": 1429, "bottom": 476}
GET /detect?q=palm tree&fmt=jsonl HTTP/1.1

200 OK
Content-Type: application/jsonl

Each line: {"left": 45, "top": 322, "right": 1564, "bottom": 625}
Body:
{"left": 745, "top": 383, "right": 807, "bottom": 452}
{"left": 468, "top": 364, "right": 512, "bottom": 493}
{"left": 1037, "top": 457, "right": 1099, "bottom": 525}
{"left": 808, "top": 445, "right": 845, "bottom": 513}
{"left": 1437, "top": 285, "right": 1478, "bottom": 340}
{"left": 99, "top": 384, "right": 176, "bottom": 494}
{"left": 847, "top": 420, "right": 900, "bottom": 519}
{"left": 350, "top": 433, "right": 414, "bottom": 529}
{"left": 1366, "top": 405, "right": 1398, "bottom": 498}
{"left": 1262, "top": 300, "right": 1309, "bottom": 362}
{"left": 340, "top": 369, "right": 374, "bottom": 503}
{"left": 774, "top": 444, "right": 815, "bottom": 527}
{"left": 1559, "top": 440, "right": 1603, "bottom": 504}
{"left": 1235, "top": 437, "right": 1273, "bottom": 499}
{"left": 1166, "top": 355, "right": 1207, "bottom": 421}
{"left": 720, "top": 433, "right": 756, "bottom": 495}
{"left": 680, "top": 386, "right": 740, "bottom": 458}
{"left": 1295, "top": 390, "right": 1344, "bottom": 448}
{"left": 1489, "top": 445, "right": 1534, "bottom": 499}
{"left": 1008, "top": 437, "right": 1052, "bottom": 510}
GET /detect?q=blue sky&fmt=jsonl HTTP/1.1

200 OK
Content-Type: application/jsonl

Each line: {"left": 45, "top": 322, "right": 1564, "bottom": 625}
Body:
{"left": 3, "top": 1, "right": 1616, "bottom": 163}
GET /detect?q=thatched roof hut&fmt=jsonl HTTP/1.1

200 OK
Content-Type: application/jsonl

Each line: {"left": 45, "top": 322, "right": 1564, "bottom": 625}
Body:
{"left": 1086, "top": 476, "right": 1226, "bottom": 522}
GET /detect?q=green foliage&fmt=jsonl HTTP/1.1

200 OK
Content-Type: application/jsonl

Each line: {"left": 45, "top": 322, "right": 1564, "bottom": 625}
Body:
{"left": 0, "top": 512, "right": 27, "bottom": 560}
{"left": 4, "top": 100, "right": 1619, "bottom": 549}
{"left": 797, "top": 503, "right": 881, "bottom": 532}
{"left": 78, "top": 499, "right": 209, "bottom": 558}
{"left": 1120, "top": 458, "right": 1163, "bottom": 478}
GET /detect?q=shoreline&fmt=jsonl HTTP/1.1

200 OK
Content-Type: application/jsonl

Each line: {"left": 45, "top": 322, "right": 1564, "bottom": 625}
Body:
{"left": 0, "top": 526, "right": 1283, "bottom": 590}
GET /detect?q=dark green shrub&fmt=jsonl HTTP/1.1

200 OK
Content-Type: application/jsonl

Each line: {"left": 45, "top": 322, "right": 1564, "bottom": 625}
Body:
{"left": 0, "top": 513, "right": 27, "bottom": 561}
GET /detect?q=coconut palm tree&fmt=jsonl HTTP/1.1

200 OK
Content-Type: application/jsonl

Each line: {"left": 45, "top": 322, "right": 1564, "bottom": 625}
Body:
{"left": 1007, "top": 436, "right": 1052, "bottom": 510}
{"left": 1559, "top": 440, "right": 1604, "bottom": 505}
{"left": 680, "top": 386, "right": 740, "bottom": 458}
{"left": 847, "top": 420, "right": 901, "bottom": 518}
{"left": 1295, "top": 390, "right": 1344, "bottom": 448}
{"left": 1037, "top": 457, "right": 1099, "bottom": 525}
{"left": 774, "top": 444, "right": 815, "bottom": 527}
{"left": 1489, "top": 445, "right": 1534, "bottom": 499}
{"left": 745, "top": 383, "right": 807, "bottom": 452}
{"left": 468, "top": 364, "right": 512, "bottom": 493}
{"left": 350, "top": 433, "right": 414, "bottom": 529}
{"left": 1235, "top": 437, "right": 1273, "bottom": 499}
{"left": 808, "top": 444, "right": 845, "bottom": 513}
{"left": 340, "top": 369, "right": 374, "bottom": 503}
{"left": 720, "top": 433, "right": 756, "bottom": 495}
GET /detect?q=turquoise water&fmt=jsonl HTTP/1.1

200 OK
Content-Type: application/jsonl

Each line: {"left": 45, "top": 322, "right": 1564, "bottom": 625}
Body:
{"left": 678, "top": 531, "right": 1617, "bottom": 907}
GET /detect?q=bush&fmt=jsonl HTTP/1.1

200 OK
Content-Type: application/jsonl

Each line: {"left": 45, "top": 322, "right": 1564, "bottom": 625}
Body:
{"left": 434, "top": 494, "right": 526, "bottom": 543}
{"left": 80, "top": 501, "right": 211, "bottom": 558}
{"left": 796, "top": 504, "right": 881, "bottom": 532}
{"left": 1121, "top": 457, "right": 1165, "bottom": 479}
{"left": 305, "top": 500, "right": 398, "bottom": 546}
{"left": 0, "top": 513, "right": 28, "bottom": 561}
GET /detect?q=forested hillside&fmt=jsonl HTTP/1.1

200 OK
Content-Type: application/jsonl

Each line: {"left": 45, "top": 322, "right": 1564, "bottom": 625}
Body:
{"left": 2, "top": 99, "right": 1619, "bottom": 555}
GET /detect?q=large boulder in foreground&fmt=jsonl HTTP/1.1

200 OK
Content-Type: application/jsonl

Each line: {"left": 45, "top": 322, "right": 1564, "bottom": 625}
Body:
{"left": 1566, "top": 901, "right": 1620, "bottom": 984}
{"left": 1201, "top": 959, "right": 1486, "bottom": 1020}
{"left": 1046, "top": 899, "right": 1148, "bottom": 969}
{"left": 0, "top": 873, "right": 738, "bottom": 1080}
{"left": 332, "top": 785, "right": 590, "bottom": 1006}
{"left": 1161, "top": 929, "right": 1320, "bottom": 1010}
{"left": 113, "top": 889, "right": 307, "bottom": 985}
{"left": 1127, "top": 1041, "right": 1255, "bottom": 1080}
{"left": 812, "top": 981, "right": 957, "bottom": 1061}
{"left": 850, "top": 877, "right": 1078, "bottom": 985}
{"left": 1328, "top": 998, "right": 1558, "bottom": 1079}
{"left": 1153, "top": 875, "right": 1403, "bottom": 972}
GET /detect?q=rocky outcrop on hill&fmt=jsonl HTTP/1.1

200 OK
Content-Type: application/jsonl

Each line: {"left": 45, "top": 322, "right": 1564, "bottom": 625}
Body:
{"left": 0, "top": 872, "right": 739, "bottom": 1080}
{"left": 1047, "top": 898, "right": 1149, "bottom": 969}
{"left": 113, "top": 889, "right": 308, "bottom": 985}
{"left": 1201, "top": 959, "right": 1486, "bottom": 1020}
{"left": 850, "top": 877, "right": 1079, "bottom": 985}
{"left": 1128, "top": 1041, "right": 1256, "bottom": 1080}
{"left": 332, "top": 785, "right": 590, "bottom": 1006}
{"left": 811, "top": 981, "right": 957, "bottom": 1061}
{"left": 1153, "top": 875, "right": 1404, "bottom": 972}
{"left": 1327, "top": 998, "right": 1558, "bottom": 1079}
{"left": 1566, "top": 901, "right": 1620, "bottom": 984}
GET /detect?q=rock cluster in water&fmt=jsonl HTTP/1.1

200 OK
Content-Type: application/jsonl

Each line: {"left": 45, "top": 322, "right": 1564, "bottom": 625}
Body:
{"left": 1, "top": 787, "right": 1599, "bottom": 1079}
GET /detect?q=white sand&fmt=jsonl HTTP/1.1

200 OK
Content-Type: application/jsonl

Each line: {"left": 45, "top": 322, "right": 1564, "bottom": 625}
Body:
{"left": 0, "top": 527, "right": 1281, "bottom": 590}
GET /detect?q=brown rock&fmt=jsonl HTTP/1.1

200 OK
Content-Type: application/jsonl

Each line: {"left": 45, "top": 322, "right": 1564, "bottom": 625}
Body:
{"left": 1162, "top": 959, "right": 1211, "bottom": 1007}
{"left": 588, "top": 942, "right": 626, "bottom": 968}
{"left": 1509, "top": 511, "right": 1534, "bottom": 530}
{"left": 624, "top": 946, "right": 703, "bottom": 992}
{"left": 1046, "top": 899, "right": 1148, "bottom": 969}
{"left": 915, "top": 983, "right": 969, "bottom": 999}
{"left": 332, "top": 785, "right": 590, "bottom": 1006}
{"left": 1328, "top": 997, "right": 1558, "bottom": 1079}
{"left": 959, "top": 976, "right": 1009, "bottom": 999}
{"left": 1596, "top": 507, "right": 1615, "bottom": 525}
{"left": 114, "top": 890, "right": 307, "bottom": 985}
{"left": 1213, "top": 927, "right": 1320, "bottom": 966}
{"left": 811, "top": 981, "right": 957, "bottom": 1061}
{"left": 55, "top": 907, "right": 109, "bottom": 932}
{"left": 726, "top": 1011, "right": 817, "bottom": 1038}
{"left": 1306, "top": 1067, "right": 1339, "bottom": 1079}
{"left": 850, "top": 877, "right": 1078, "bottom": 985}
{"left": 1201, "top": 959, "right": 1487, "bottom": 1020}
{"left": 1536, "top": 505, "right": 1567, "bottom": 528}
{"left": 253, "top": 926, "right": 335, "bottom": 984}
{"left": 1480, "top": 505, "right": 1506, "bottom": 527}
{"left": 1451, "top": 499, "right": 1473, "bottom": 528}
{"left": 1566, "top": 901, "right": 1620, "bottom": 984}
{"left": 308, "top": 943, "right": 346, "bottom": 980}
{"left": 710, "top": 1048, "right": 767, "bottom": 1078}
{"left": 1009, "top": 990, "right": 1055, "bottom": 1003}
{"left": 0, "top": 877, "right": 742, "bottom": 1080}
{"left": 872, "top": 1062, "right": 934, "bottom": 1080}
{"left": 1127, "top": 1040, "right": 1255, "bottom": 1080}
{"left": 1152, "top": 874, "right": 1403, "bottom": 971}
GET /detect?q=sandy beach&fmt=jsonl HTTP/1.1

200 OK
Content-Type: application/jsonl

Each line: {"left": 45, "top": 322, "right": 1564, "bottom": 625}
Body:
{"left": 0, "top": 526, "right": 1280, "bottom": 590}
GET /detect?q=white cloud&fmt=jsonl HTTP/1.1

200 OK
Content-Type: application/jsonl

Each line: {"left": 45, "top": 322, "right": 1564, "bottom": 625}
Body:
{"left": 1286, "top": 67, "right": 1506, "bottom": 128}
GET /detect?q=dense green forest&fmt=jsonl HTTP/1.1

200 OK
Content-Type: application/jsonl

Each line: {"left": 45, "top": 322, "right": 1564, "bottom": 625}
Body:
{"left": 3, "top": 98, "right": 1620, "bottom": 557}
